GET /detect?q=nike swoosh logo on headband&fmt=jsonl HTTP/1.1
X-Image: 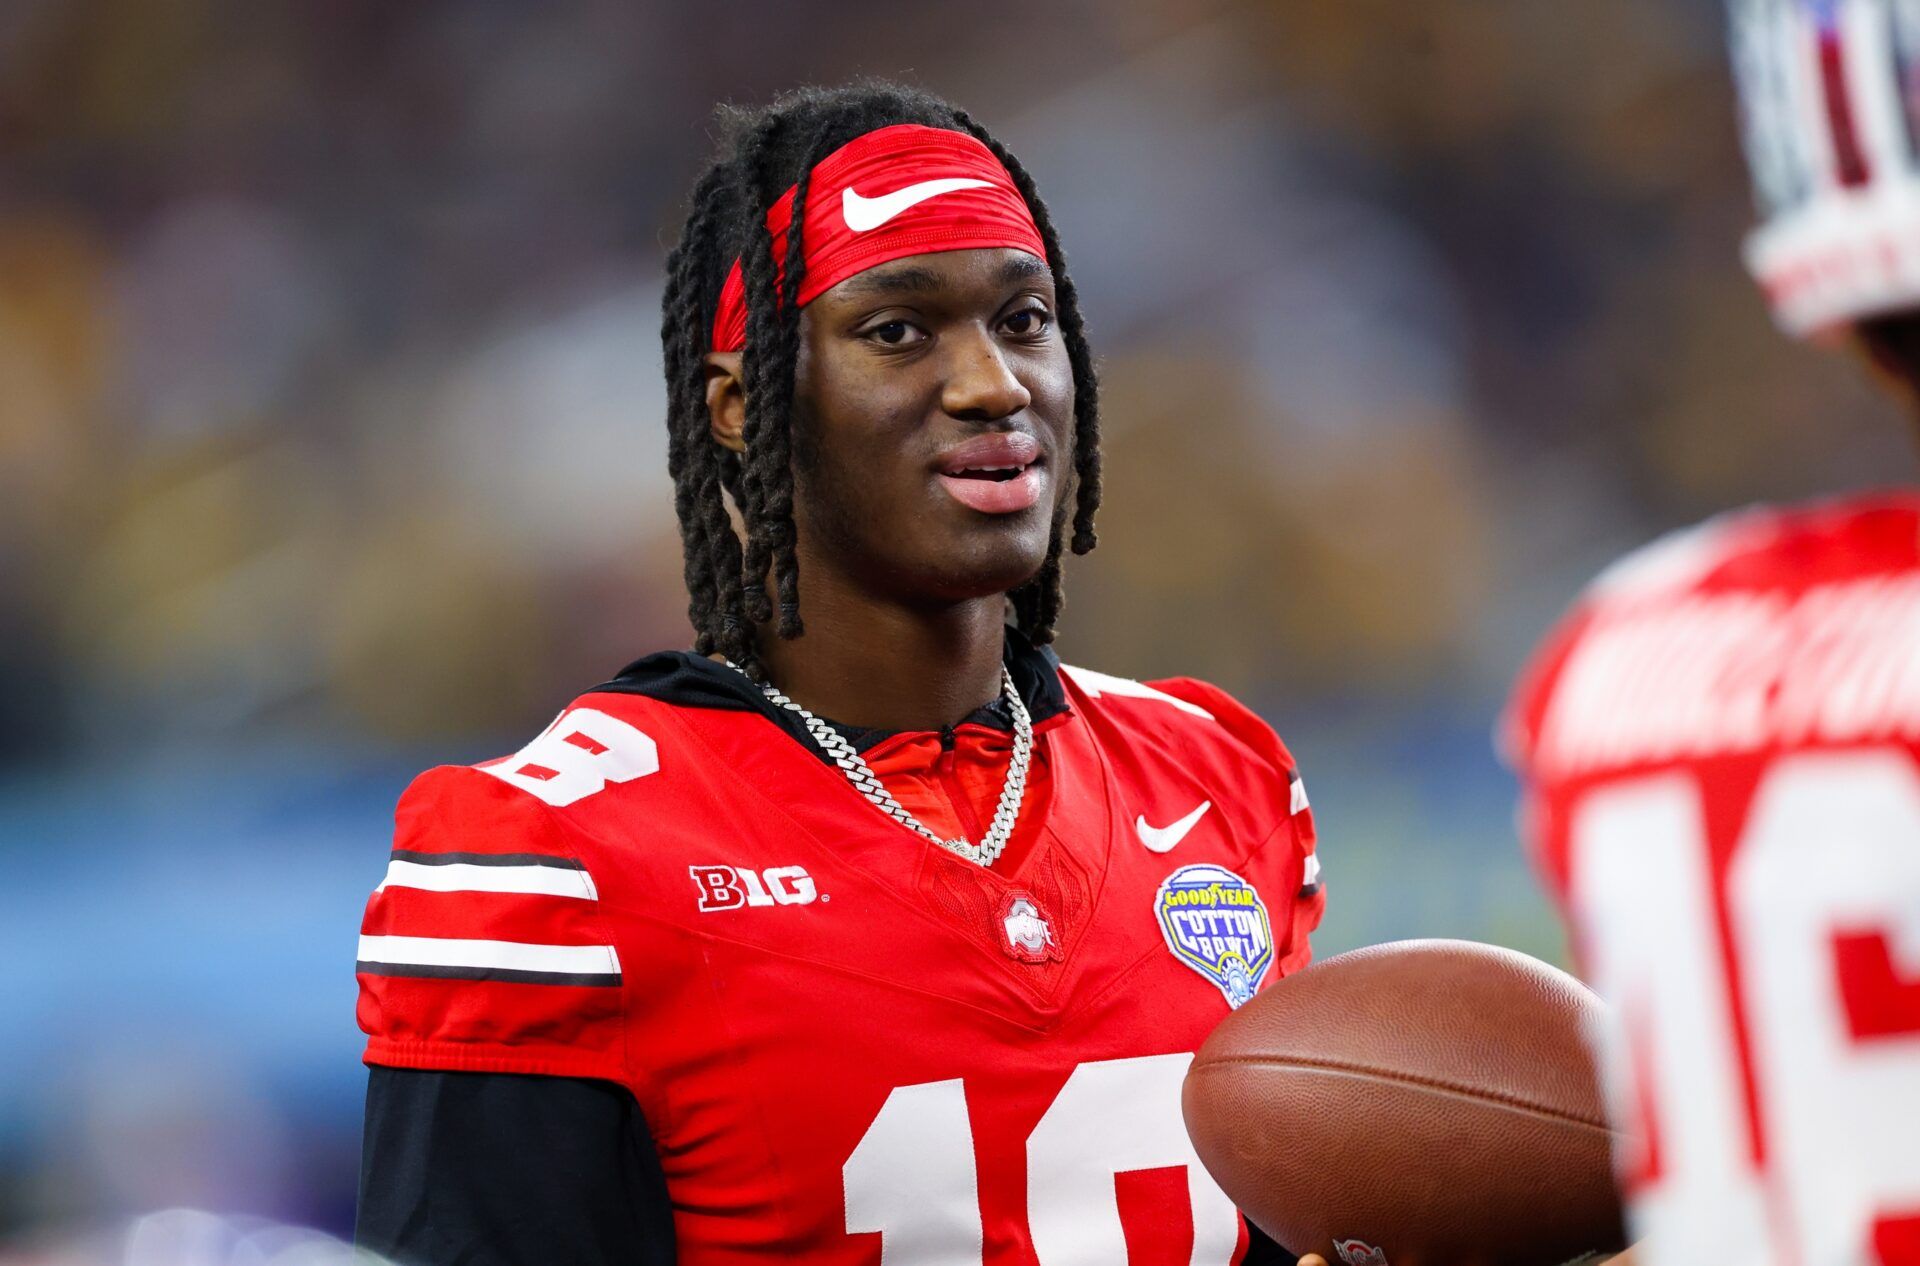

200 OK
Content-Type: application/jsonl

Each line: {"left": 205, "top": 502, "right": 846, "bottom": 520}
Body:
{"left": 842, "top": 177, "right": 994, "bottom": 232}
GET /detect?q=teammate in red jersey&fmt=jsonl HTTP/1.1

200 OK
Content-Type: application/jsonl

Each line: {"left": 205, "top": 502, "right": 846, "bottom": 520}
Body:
{"left": 1504, "top": 4, "right": 1920, "bottom": 1265}
{"left": 353, "top": 83, "right": 1323, "bottom": 1265}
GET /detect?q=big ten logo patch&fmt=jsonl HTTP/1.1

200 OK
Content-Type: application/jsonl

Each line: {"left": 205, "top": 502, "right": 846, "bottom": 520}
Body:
{"left": 689, "top": 865, "right": 818, "bottom": 912}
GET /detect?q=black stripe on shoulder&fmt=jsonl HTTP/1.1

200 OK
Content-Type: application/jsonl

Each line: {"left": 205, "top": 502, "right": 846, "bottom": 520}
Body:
{"left": 355, "top": 961, "right": 622, "bottom": 987}
{"left": 388, "top": 850, "right": 585, "bottom": 871}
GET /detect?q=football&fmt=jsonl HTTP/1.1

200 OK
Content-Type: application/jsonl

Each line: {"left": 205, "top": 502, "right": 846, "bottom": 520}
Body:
{"left": 1182, "top": 939, "right": 1627, "bottom": 1266}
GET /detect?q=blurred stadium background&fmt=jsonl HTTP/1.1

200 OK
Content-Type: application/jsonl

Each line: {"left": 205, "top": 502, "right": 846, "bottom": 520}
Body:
{"left": 1, "top": 0, "right": 1910, "bottom": 1254}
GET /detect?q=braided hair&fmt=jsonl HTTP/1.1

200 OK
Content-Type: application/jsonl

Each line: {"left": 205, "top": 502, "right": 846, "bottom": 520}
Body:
{"left": 659, "top": 82, "right": 1102, "bottom": 675}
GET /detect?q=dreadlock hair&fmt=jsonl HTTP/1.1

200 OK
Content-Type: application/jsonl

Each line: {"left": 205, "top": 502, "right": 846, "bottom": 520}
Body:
{"left": 659, "top": 81, "right": 1102, "bottom": 677}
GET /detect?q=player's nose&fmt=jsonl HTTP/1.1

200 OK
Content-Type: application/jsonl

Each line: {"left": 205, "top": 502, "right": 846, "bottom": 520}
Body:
{"left": 940, "top": 325, "right": 1031, "bottom": 422}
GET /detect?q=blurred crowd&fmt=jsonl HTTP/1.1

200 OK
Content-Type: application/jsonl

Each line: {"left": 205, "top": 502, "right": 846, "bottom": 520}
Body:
{"left": 3, "top": 0, "right": 1913, "bottom": 1253}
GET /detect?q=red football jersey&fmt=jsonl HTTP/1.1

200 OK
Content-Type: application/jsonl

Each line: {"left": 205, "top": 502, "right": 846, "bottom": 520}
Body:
{"left": 1505, "top": 493, "right": 1920, "bottom": 1266}
{"left": 357, "top": 646, "right": 1323, "bottom": 1264}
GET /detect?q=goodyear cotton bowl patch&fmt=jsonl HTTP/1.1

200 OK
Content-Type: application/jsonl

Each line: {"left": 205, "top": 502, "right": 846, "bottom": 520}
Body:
{"left": 1153, "top": 863, "right": 1274, "bottom": 1008}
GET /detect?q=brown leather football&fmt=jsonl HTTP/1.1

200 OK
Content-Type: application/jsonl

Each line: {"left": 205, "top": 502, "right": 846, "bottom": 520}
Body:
{"left": 1182, "top": 939, "right": 1627, "bottom": 1266}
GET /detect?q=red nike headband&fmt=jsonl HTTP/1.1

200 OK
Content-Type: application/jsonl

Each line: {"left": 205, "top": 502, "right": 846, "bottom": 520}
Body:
{"left": 709, "top": 123, "right": 1048, "bottom": 353}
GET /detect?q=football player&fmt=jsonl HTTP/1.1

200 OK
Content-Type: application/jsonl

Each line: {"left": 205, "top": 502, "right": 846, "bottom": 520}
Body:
{"left": 1503, "top": 2, "right": 1920, "bottom": 1264}
{"left": 352, "top": 83, "right": 1325, "bottom": 1264}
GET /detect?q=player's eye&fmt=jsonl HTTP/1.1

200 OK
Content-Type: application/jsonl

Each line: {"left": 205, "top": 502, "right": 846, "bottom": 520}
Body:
{"left": 1001, "top": 305, "right": 1052, "bottom": 338}
{"left": 864, "top": 319, "right": 928, "bottom": 347}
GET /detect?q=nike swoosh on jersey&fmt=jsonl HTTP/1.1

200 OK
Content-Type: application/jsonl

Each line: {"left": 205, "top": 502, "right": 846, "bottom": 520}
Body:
{"left": 1136, "top": 800, "right": 1212, "bottom": 854}
{"left": 841, "top": 177, "right": 993, "bottom": 232}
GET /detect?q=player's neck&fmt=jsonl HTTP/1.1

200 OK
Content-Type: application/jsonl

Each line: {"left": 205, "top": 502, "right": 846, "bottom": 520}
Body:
{"left": 750, "top": 582, "right": 1010, "bottom": 735}
{"left": 1850, "top": 322, "right": 1920, "bottom": 434}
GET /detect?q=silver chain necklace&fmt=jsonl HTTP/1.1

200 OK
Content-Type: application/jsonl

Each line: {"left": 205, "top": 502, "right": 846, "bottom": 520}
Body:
{"left": 725, "top": 660, "right": 1033, "bottom": 867}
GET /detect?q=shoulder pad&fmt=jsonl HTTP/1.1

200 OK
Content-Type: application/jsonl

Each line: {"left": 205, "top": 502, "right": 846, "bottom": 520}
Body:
{"left": 356, "top": 764, "right": 626, "bottom": 1081}
{"left": 1059, "top": 664, "right": 1216, "bottom": 719}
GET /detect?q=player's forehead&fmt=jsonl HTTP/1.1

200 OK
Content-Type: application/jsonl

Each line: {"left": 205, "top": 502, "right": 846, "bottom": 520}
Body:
{"left": 815, "top": 248, "right": 1051, "bottom": 309}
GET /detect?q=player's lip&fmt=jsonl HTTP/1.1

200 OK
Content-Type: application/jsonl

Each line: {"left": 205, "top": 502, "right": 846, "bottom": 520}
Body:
{"left": 934, "top": 430, "right": 1043, "bottom": 476}
{"left": 932, "top": 431, "right": 1048, "bottom": 515}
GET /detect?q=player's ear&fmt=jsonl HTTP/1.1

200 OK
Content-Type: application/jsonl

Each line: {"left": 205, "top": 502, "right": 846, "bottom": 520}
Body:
{"left": 704, "top": 351, "right": 746, "bottom": 454}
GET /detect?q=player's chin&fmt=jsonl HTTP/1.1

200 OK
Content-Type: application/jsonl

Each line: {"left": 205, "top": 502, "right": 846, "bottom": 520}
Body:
{"left": 918, "top": 521, "right": 1055, "bottom": 602}
{"left": 899, "top": 471, "right": 1061, "bottom": 596}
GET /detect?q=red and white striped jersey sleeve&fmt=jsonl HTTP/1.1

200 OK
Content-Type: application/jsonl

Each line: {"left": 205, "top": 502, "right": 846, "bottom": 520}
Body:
{"left": 356, "top": 763, "right": 628, "bottom": 1082}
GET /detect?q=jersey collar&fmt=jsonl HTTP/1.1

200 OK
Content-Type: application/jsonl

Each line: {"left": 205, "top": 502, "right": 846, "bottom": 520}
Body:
{"left": 593, "top": 626, "right": 1071, "bottom": 757}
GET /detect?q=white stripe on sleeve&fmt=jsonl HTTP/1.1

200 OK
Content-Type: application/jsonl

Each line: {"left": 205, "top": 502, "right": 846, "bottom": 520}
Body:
{"left": 377, "top": 859, "right": 599, "bottom": 900}
{"left": 356, "top": 935, "right": 621, "bottom": 977}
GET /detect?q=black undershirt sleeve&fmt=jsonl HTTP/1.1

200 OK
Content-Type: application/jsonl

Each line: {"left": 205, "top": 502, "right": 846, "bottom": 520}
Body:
{"left": 355, "top": 1067, "right": 676, "bottom": 1266}
{"left": 1243, "top": 1223, "right": 1303, "bottom": 1265}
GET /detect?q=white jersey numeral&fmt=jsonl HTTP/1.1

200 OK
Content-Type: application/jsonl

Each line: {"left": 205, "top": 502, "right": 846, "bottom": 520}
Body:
{"left": 480, "top": 707, "right": 659, "bottom": 807}
{"left": 1572, "top": 777, "right": 1772, "bottom": 1264}
{"left": 1027, "top": 1053, "right": 1242, "bottom": 1265}
{"left": 842, "top": 1055, "right": 1242, "bottom": 1265}
{"left": 1570, "top": 749, "right": 1920, "bottom": 1266}
{"left": 1732, "top": 754, "right": 1920, "bottom": 1266}
{"left": 843, "top": 1079, "right": 982, "bottom": 1265}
